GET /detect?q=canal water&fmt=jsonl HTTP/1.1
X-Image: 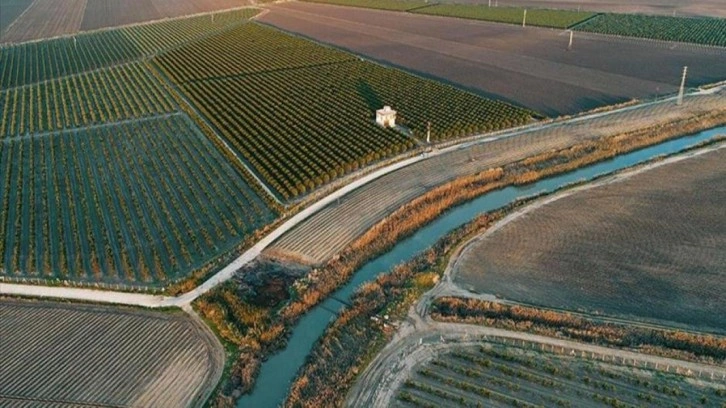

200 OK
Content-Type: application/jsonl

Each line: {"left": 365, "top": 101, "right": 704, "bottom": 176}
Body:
{"left": 237, "top": 126, "right": 725, "bottom": 408}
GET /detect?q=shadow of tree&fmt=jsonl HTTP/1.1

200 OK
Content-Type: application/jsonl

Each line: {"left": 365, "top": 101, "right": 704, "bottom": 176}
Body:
{"left": 356, "top": 79, "right": 383, "bottom": 113}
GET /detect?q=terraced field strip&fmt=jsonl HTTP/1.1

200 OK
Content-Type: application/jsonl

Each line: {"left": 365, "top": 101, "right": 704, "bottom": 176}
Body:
{"left": 267, "top": 90, "right": 726, "bottom": 264}
{"left": 0, "top": 114, "right": 276, "bottom": 286}
{"left": 154, "top": 22, "right": 534, "bottom": 200}
{"left": 0, "top": 300, "right": 224, "bottom": 407}
{"left": 396, "top": 342, "right": 725, "bottom": 407}
{"left": 574, "top": 13, "right": 726, "bottom": 47}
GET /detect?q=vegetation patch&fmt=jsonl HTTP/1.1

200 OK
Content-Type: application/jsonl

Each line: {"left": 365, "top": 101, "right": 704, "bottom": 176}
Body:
{"left": 303, "top": 0, "right": 429, "bottom": 11}
{"left": 574, "top": 14, "right": 726, "bottom": 47}
{"left": 0, "top": 115, "right": 276, "bottom": 286}
{"left": 153, "top": 22, "right": 535, "bottom": 200}
{"left": 1, "top": 63, "right": 176, "bottom": 137}
{"left": 413, "top": 4, "right": 595, "bottom": 29}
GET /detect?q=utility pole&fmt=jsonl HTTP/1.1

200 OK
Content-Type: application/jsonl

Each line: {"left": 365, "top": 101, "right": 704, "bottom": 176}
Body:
{"left": 426, "top": 121, "right": 431, "bottom": 144}
{"left": 522, "top": 9, "right": 527, "bottom": 27}
{"left": 488, "top": 0, "right": 491, "bottom": 7}
{"left": 677, "top": 66, "right": 687, "bottom": 105}
{"left": 567, "top": 30, "right": 573, "bottom": 50}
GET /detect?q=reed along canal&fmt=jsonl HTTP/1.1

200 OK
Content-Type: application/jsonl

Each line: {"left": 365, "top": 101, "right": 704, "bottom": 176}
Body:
{"left": 237, "top": 125, "right": 726, "bottom": 408}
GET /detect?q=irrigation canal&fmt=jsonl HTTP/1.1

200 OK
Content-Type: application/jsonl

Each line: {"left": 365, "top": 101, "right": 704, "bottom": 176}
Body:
{"left": 236, "top": 125, "right": 725, "bottom": 408}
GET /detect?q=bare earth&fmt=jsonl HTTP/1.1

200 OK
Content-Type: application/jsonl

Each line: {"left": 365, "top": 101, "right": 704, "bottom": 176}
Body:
{"left": 0, "top": 300, "right": 224, "bottom": 407}
{"left": 444, "top": 0, "right": 726, "bottom": 18}
{"left": 0, "top": 0, "right": 87, "bottom": 44}
{"left": 267, "top": 90, "right": 725, "bottom": 265}
{"left": 259, "top": 2, "right": 726, "bottom": 116}
{"left": 454, "top": 146, "right": 726, "bottom": 332}
{"left": 0, "top": 0, "right": 35, "bottom": 33}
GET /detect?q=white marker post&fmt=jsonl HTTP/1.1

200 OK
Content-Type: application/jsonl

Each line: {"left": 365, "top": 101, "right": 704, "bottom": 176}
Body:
{"left": 488, "top": 0, "right": 491, "bottom": 7}
{"left": 568, "top": 30, "right": 574, "bottom": 50}
{"left": 677, "top": 66, "right": 688, "bottom": 105}
{"left": 522, "top": 9, "right": 527, "bottom": 27}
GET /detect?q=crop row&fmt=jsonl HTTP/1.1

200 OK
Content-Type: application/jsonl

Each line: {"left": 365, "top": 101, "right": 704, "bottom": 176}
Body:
{"left": 396, "top": 345, "right": 721, "bottom": 407}
{"left": 155, "top": 23, "right": 534, "bottom": 199}
{"left": 121, "top": 7, "right": 260, "bottom": 55}
{"left": 0, "top": 62, "right": 176, "bottom": 137}
{"left": 0, "top": 7, "right": 259, "bottom": 89}
{"left": 413, "top": 4, "right": 595, "bottom": 29}
{"left": 154, "top": 23, "right": 354, "bottom": 83}
{"left": 574, "top": 14, "right": 726, "bottom": 47}
{"left": 0, "top": 115, "right": 276, "bottom": 285}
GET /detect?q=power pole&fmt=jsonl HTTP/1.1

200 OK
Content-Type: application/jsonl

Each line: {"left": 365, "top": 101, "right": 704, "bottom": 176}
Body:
{"left": 567, "top": 30, "right": 573, "bottom": 50}
{"left": 677, "top": 66, "right": 687, "bottom": 105}
{"left": 522, "top": 9, "right": 527, "bottom": 27}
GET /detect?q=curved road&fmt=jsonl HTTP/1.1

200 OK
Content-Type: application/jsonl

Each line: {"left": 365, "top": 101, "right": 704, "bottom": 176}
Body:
{"left": 0, "top": 86, "right": 724, "bottom": 308}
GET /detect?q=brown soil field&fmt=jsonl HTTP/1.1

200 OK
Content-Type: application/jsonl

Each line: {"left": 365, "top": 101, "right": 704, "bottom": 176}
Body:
{"left": 80, "top": 0, "right": 253, "bottom": 31}
{"left": 444, "top": 0, "right": 726, "bottom": 18}
{"left": 259, "top": 2, "right": 726, "bottom": 116}
{"left": 0, "top": 0, "right": 87, "bottom": 44}
{"left": 266, "top": 90, "right": 725, "bottom": 265}
{"left": 454, "top": 146, "right": 726, "bottom": 332}
{"left": 0, "top": 299, "right": 224, "bottom": 407}
{"left": 0, "top": 0, "right": 35, "bottom": 34}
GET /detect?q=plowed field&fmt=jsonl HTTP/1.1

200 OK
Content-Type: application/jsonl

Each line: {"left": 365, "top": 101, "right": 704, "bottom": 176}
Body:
{"left": 454, "top": 146, "right": 726, "bottom": 332}
{"left": 0, "top": 300, "right": 224, "bottom": 407}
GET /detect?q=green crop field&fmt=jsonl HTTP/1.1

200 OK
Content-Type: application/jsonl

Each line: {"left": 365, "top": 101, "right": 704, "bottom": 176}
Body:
{"left": 413, "top": 4, "right": 594, "bottom": 28}
{"left": 121, "top": 7, "right": 260, "bottom": 55}
{"left": 154, "top": 23, "right": 534, "bottom": 200}
{"left": 0, "top": 115, "right": 276, "bottom": 285}
{"left": 304, "top": 0, "right": 428, "bottom": 11}
{"left": 0, "top": 8, "right": 259, "bottom": 89}
{"left": 574, "top": 14, "right": 726, "bottom": 47}
{"left": 1, "top": 63, "right": 176, "bottom": 137}
{"left": 396, "top": 343, "right": 726, "bottom": 408}
{"left": 0, "top": 30, "right": 141, "bottom": 89}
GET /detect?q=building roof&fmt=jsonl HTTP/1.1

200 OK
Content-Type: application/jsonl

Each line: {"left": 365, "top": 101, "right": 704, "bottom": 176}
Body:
{"left": 376, "top": 105, "right": 396, "bottom": 115}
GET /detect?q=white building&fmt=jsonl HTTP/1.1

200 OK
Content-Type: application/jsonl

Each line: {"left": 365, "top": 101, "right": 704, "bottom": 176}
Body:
{"left": 375, "top": 106, "right": 397, "bottom": 128}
